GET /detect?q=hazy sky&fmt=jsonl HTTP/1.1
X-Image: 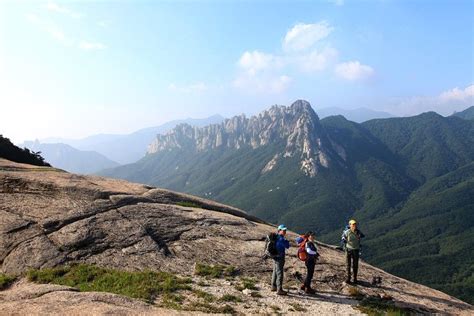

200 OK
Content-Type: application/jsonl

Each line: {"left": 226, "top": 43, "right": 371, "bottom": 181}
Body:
{"left": 1, "top": 0, "right": 473, "bottom": 143}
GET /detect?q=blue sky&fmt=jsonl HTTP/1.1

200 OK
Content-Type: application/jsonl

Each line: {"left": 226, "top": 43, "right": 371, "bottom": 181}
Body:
{"left": 1, "top": 0, "right": 473, "bottom": 143}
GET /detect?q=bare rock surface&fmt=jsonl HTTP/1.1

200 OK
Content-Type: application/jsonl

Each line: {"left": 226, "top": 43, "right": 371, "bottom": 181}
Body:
{"left": 0, "top": 158, "right": 472, "bottom": 315}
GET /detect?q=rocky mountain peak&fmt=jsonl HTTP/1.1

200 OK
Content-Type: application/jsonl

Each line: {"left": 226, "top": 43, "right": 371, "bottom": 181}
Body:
{"left": 147, "top": 100, "right": 339, "bottom": 177}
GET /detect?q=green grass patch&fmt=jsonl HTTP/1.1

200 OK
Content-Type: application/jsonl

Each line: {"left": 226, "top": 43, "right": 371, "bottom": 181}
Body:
{"left": 193, "top": 289, "right": 216, "bottom": 302}
{"left": 220, "top": 294, "right": 242, "bottom": 303}
{"left": 161, "top": 293, "right": 185, "bottom": 310}
{"left": 355, "top": 296, "right": 414, "bottom": 316}
{"left": 0, "top": 273, "right": 15, "bottom": 290}
{"left": 27, "top": 264, "right": 192, "bottom": 303}
{"left": 194, "top": 263, "right": 237, "bottom": 279}
{"left": 176, "top": 201, "right": 201, "bottom": 208}
{"left": 185, "top": 301, "right": 235, "bottom": 314}
{"left": 235, "top": 277, "right": 257, "bottom": 291}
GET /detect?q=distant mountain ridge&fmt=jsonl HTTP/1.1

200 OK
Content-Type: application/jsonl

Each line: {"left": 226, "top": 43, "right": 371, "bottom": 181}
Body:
{"left": 316, "top": 106, "right": 395, "bottom": 122}
{"left": 100, "top": 101, "right": 474, "bottom": 303}
{"left": 452, "top": 106, "right": 474, "bottom": 120}
{"left": 21, "top": 141, "right": 119, "bottom": 174}
{"left": 35, "top": 115, "right": 224, "bottom": 164}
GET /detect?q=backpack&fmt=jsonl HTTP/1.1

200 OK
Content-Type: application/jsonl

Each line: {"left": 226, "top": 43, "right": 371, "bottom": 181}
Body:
{"left": 340, "top": 225, "right": 350, "bottom": 250}
{"left": 263, "top": 233, "right": 279, "bottom": 259}
{"left": 296, "top": 235, "right": 308, "bottom": 261}
{"left": 341, "top": 226, "right": 363, "bottom": 252}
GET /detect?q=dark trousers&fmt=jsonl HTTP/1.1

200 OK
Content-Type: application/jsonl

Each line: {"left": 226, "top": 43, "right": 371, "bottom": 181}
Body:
{"left": 346, "top": 249, "right": 359, "bottom": 281}
{"left": 304, "top": 258, "right": 316, "bottom": 289}
{"left": 271, "top": 257, "right": 285, "bottom": 290}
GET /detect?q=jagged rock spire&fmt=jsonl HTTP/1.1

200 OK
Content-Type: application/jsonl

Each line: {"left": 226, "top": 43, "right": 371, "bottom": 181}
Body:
{"left": 147, "top": 100, "right": 337, "bottom": 177}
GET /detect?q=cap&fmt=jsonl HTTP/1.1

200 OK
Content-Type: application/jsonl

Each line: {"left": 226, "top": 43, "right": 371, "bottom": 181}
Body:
{"left": 277, "top": 224, "right": 287, "bottom": 231}
{"left": 349, "top": 219, "right": 357, "bottom": 225}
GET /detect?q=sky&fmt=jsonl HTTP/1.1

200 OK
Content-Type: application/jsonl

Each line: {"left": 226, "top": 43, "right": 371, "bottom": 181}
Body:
{"left": 0, "top": 0, "right": 473, "bottom": 143}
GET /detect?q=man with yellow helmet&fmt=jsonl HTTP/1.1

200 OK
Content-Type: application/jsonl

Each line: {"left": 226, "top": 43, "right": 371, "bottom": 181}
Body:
{"left": 342, "top": 219, "right": 365, "bottom": 284}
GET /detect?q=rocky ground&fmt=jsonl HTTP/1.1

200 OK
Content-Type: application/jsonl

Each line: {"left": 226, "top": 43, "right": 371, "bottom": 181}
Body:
{"left": 0, "top": 158, "right": 472, "bottom": 315}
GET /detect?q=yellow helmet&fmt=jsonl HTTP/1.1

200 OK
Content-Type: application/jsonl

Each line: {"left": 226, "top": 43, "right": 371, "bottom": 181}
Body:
{"left": 349, "top": 219, "right": 357, "bottom": 225}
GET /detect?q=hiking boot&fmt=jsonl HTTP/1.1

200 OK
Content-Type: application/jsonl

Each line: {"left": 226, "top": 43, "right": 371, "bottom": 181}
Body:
{"left": 271, "top": 287, "right": 277, "bottom": 292}
{"left": 276, "top": 289, "right": 288, "bottom": 296}
{"left": 345, "top": 278, "right": 352, "bottom": 284}
{"left": 353, "top": 278, "right": 358, "bottom": 285}
{"left": 300, "top": 284, "right": 306, "bottom": 291}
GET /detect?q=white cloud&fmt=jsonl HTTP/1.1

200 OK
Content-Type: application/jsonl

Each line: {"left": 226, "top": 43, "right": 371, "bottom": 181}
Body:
{"left": 296, "top": 47, "right": 338, "bottom": 72}
{"left": 238, "top": 51, "right": 283, "bottom": 75}
{"left": 335, "top": 61, "right": 375, "bottom": 81}
{"left": 234, "top": 20, "right": 375, "bottom": 93}
{"left": 45, "top": 1, "right": 82, "bottom": 19}
{"left": 234, "top": 50, "right": 290, "bottom": 94}
{"left": 79, "top": 41, "right": 106, "bottom": 51}
{"left": 168, "top": 82, "right": 208, "bottom": 93}
{"left": 439, "top": 85, "right": 474, "bottom": 102}
{"left": 283, "top": 21, "right": 334, "bottom": 52}
{"left": 386, "top": 84, "right": 474, "bottom": 116}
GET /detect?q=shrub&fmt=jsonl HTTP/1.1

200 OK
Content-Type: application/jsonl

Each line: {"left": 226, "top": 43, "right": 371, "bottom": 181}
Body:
{"left": 0, "top": 273, "right": 15, "bottom": 290}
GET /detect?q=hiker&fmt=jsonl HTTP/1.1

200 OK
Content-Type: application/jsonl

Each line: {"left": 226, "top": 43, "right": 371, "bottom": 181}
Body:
{"left": 342, "top": 219, "right": 365, "bottom": 284}
{"left": 271, "top": 224, "right": 290, "bottom": 295}
{"left": 299, "top": 231, "right": 318, "bottom": 294}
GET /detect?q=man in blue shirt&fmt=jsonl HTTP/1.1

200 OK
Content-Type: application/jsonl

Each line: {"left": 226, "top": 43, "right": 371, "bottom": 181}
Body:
{"left": 271, "top": 224, "right": 290, "bottom": 295}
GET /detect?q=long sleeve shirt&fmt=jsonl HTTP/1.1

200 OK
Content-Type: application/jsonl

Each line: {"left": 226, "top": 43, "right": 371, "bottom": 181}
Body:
{"left": 342, "top": 228, "right": 365, "bottom": 250}
{"left": 305, "top": 241, "right": 318, "bottom": 262}
{"left": 276, "top": 235, "right": 290, "bottom": 256}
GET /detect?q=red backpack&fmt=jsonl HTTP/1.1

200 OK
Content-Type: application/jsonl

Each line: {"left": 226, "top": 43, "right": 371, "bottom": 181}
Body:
{"left": 296, "top": 235, "right": 308, "bottom": 261}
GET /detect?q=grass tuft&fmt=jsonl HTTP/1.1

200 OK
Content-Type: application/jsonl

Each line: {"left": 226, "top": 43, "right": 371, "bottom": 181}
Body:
{"left": 185, "top": 301, "right": 236, "bottom": 314}
{"left": 161, "top": 293, "right": 185, "bottom": 310}
{"left": 193, "top": 289, "right": 216, "bottom": 302}
{"left": 27, "top": 264, "right": 192, "bottom": 303}
{"left": 176, "top": 201, "right": 201, "bottom": 208}
{"left": 235, "top": 277, "right": 257, "bottom": 291}
{"left": 194, "top": 263, "right": 237, "bottom": 279}
{"left": 355, "top": 296, "right": 414, "bottom": 316}
{"left": 220, "top": 294, "right": 242, "bottom": 303}
{"left": 0, "top": 273, "right": 15, "bottom": 290}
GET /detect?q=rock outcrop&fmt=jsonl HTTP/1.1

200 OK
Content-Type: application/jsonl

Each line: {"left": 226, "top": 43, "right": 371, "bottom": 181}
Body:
{"left": 1, "top": 158, "right": 472, "bottom": 315}
{"left": 147, "top": 100, "right": 341, "bottom": 177}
